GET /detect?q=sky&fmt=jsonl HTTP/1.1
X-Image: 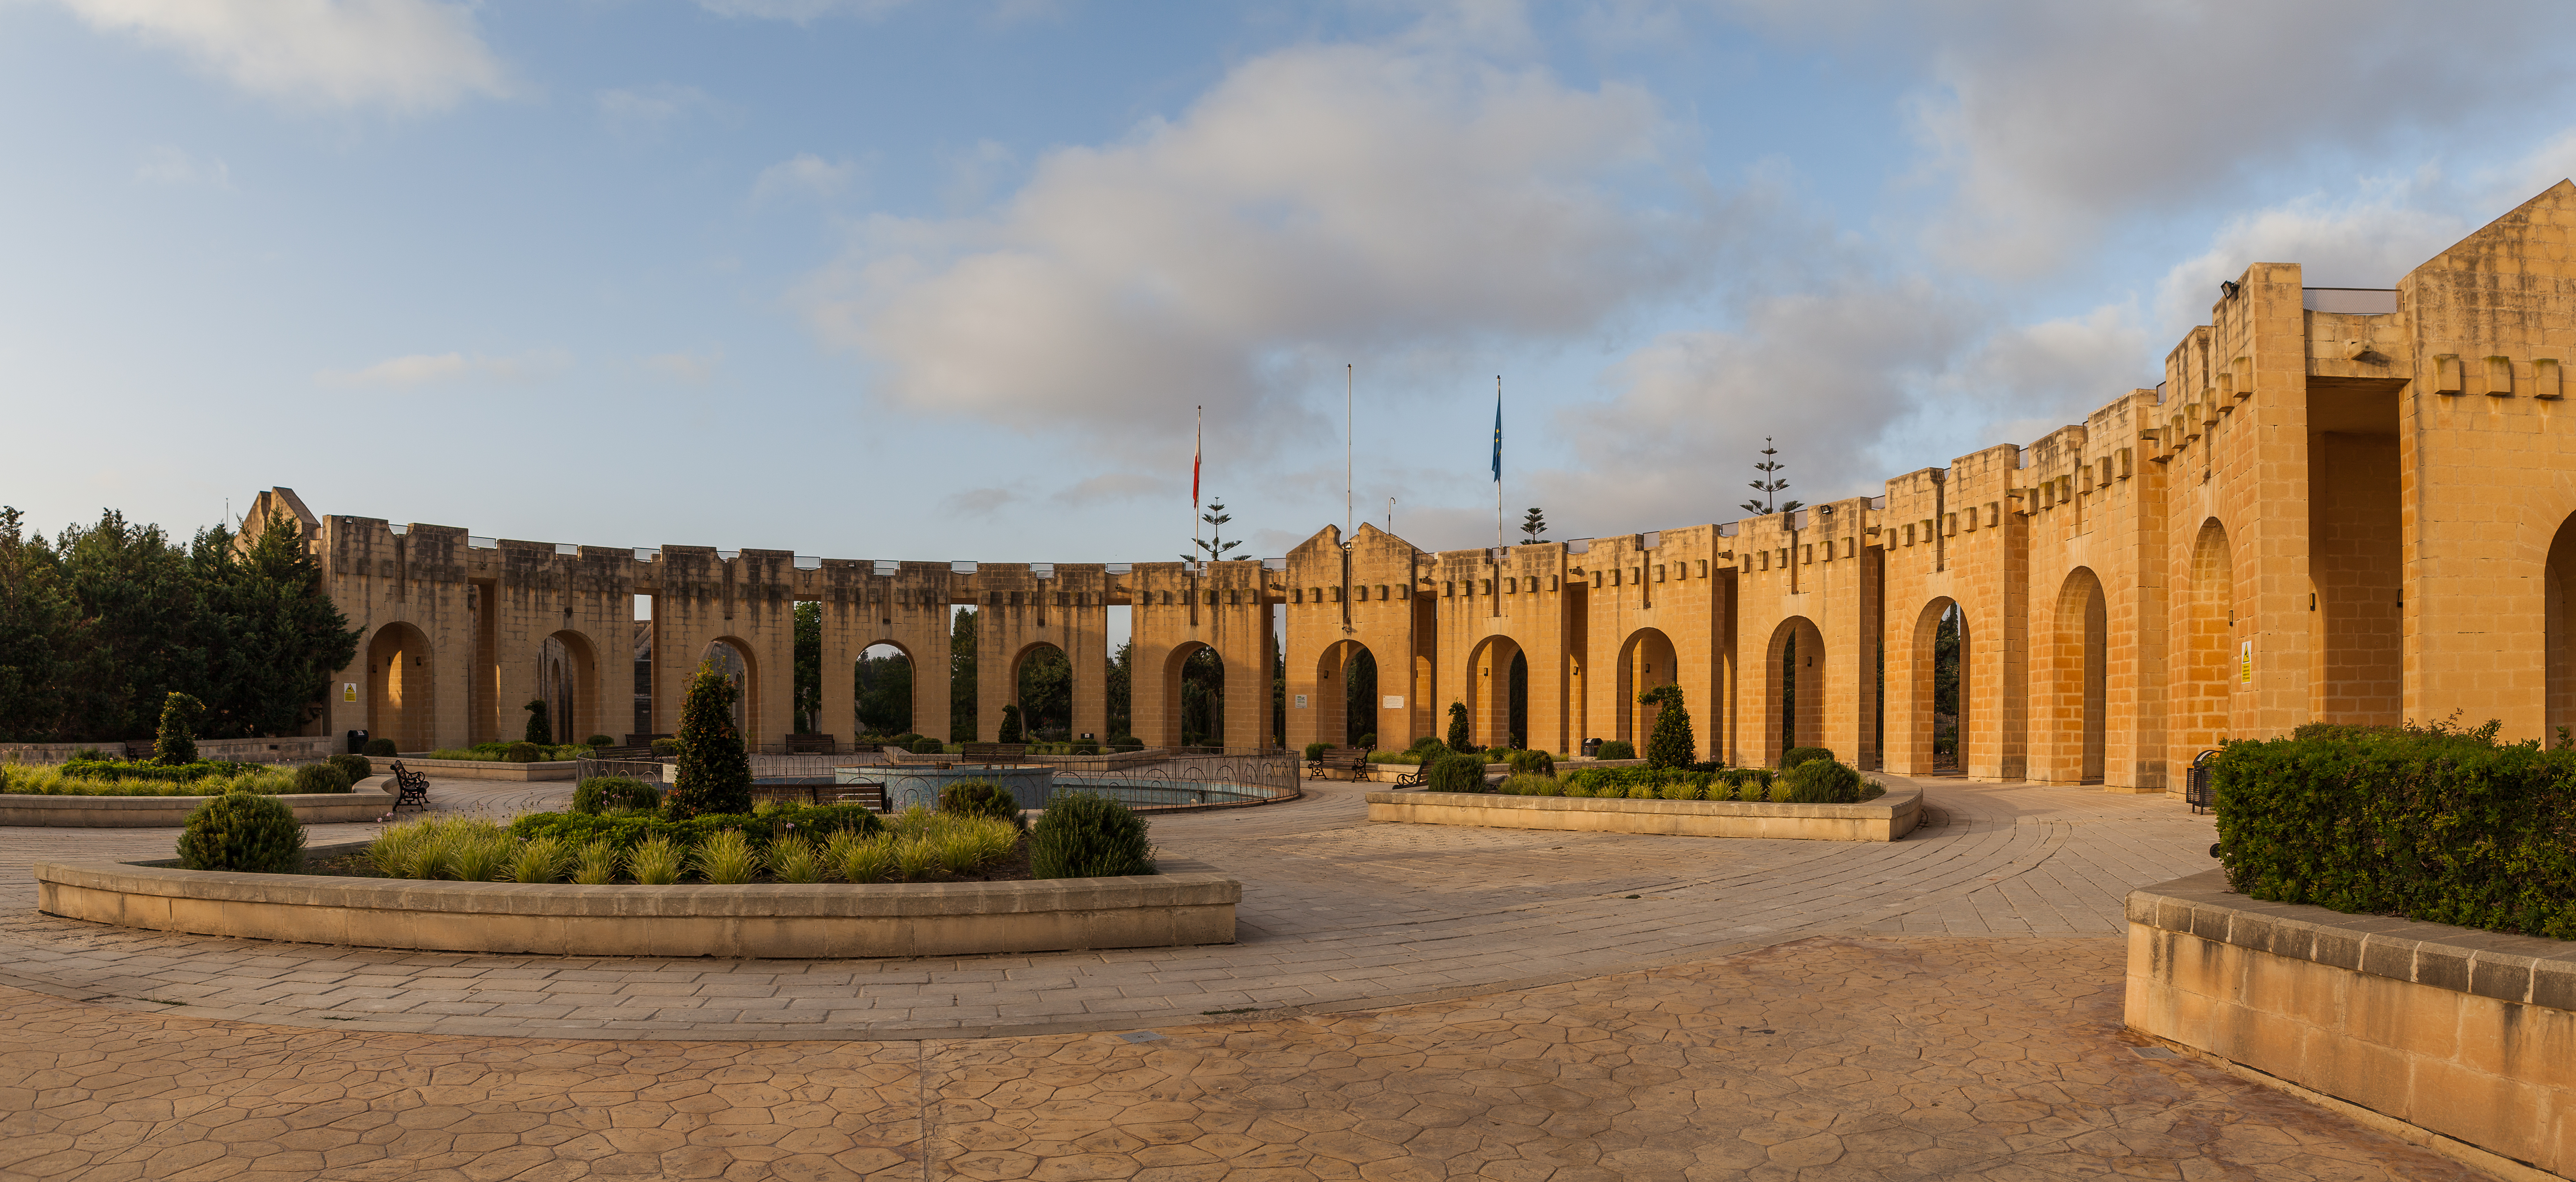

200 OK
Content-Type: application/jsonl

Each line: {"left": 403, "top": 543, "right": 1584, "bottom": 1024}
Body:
{"left": 8, "top": 0, "right": 2576, "bottom": 566}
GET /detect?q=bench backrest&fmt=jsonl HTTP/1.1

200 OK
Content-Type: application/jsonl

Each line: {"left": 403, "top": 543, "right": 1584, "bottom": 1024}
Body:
{"left": 1316, "top": 747, "right": 1372, "bottom": 763}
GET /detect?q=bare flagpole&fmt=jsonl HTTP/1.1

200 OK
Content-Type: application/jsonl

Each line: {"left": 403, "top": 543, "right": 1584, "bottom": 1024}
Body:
{"left": 1193, "top": 405, "right": 1202, "bottom": 566}
{"left": 1345, "top": 364, "right": 1354, "bottom": 543}
{"left": 1494, "top": 375, "right": 1504, "bottom": 554}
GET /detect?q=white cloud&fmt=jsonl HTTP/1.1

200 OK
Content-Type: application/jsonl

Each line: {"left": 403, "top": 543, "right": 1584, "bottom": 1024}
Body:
{"left": 597, "top": 85, "right": 710, "bottom": 139}
{"left": 798, "top": 40, "right": 1716, "bottom": 445}
{"left": 943, "top": 487, "right": 1017, "bottom": 515}
{"left": 2150, "top": 191, "right": 2467, "bottom": 338}
{"left": 56, "top": 0, "right": 507, "bottom": 112}
{"left": 1052, "top": 473, "right": 1171, "bottom": 505}
{"left": 315, "top": 350, "right": 565, "bottom": 388}
{"left": 645, "top": 351, "right": 723, "bottom": 384}
{"left": 693, "top": 0, "right": 913, "bottom": 21}
{"left": 753, "top": 154, "right": 859, "bottom": 203}
{"left": 135, "top": 145, "right": 230, "bottom": 189}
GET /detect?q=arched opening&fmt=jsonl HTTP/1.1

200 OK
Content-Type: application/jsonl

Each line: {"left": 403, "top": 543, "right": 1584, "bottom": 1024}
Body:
{"left": 1901, "top": 600, "right": 1967, "bottom": 775}
{"left": 701, "top": 638, "right": 755, "bottom": 738}
{"left": 1342, "top": 645, "right": 1378, "bottom": 748}
{"left": 1761, "top": 616, "right": 1826, "bottom": 765}
{"left": 2182, "top": 520, "right": 2235, "bottom": 757}
{"left": 1166, "top": 642, "right": 1225, "bottom": 750}
{"left": 535, "top": 630, "right": 597, "bottom": 745}
{"left": 2048, "top": 570, "right": 2107, "bottom": 784}
{"left": 1614, "top": 628, "right": 1677, "bottom": 744}
{"left": 1509, "top": 651, "right": 1529, "bottom": 751}
{"left": 1465, "top": 636, "right": 1521, "bottom": 750}
{"left": 856, "top": 642, "right": 915, "bottom": 736}
{"left": 1013, "top": 642, "right": 1072, "bottom": 742}
{"left": 367, "top": 622, "right": 433, "bottom": 753}
{"left": 2549, "top": 515, "right": 2576, "bottom": 747}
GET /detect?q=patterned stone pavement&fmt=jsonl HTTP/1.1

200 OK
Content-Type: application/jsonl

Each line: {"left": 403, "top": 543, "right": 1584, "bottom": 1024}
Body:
{"left": 0, "top": 775, "right": 2222, "bottom": 1041}
{"left": 0, "top": 935, "right": 2477, "bottom": 1181}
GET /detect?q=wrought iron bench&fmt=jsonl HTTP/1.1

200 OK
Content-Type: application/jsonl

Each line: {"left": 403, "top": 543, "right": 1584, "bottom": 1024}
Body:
{"left": 387, "top": 760, "right": 431, "bottom": 811}
{"left": 1306, "top": 747, "right": 1373, "bottom": 781}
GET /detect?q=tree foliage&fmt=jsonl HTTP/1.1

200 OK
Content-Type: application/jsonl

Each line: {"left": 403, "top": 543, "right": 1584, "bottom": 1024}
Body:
{"left": 0, "top": 506, "right": 359, "bottom": 742}
{"left": 856, "top": 646, "right": 913, "bottom": 736}
{"left": 1639, "top": 684, "right": 1695, "bottom": 769}
{"left": 664, "top": 660, "right": 752, "bottom": 819}
{"left": 792, "top": 600, "right": 821, "bottom": 734}
{"left": 949, "top": 608, "right": 978, "bottom": 742}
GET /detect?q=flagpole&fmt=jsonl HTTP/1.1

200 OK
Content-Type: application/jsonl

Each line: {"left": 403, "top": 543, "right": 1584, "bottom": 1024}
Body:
{"left": 1494, "top": 375, "right": 1504, "bottom": 554}
{"left": 1193, "top": 406, "right": 1202, "bottom": 566}
{"left": 1345, "top": 364, "right": 1353, "bottom": 544}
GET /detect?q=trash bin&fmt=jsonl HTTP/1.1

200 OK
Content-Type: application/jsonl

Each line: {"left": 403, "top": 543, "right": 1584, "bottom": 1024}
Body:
{"left": 1581, "top": 737, "right": 1601, "bottom": 758}
{"left": 347, "top": 729, "right": 368, "bottom": 754}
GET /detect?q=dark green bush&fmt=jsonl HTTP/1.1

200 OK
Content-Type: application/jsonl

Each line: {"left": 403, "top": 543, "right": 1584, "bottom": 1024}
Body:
{"left": 289, "top": 762, "right": 350, "bottom": 794}
{"left": 665, "top": 661, "right": 752, "bottom": 819}
{"left": 998, "top": 704, "right": 1024, "bottom": 743}
{"left": 911, "top": 737, "right": 945, "bottom": 754}
{"left": 941, "top": 780, "right": 1028, "bottom": 831}
{"left": 510, "top": 803, "right": 881, "bottom": 851}
{"left": 1029, "top": 792, "right": 1155, "bottom": 878}
{"left": 1781, "top": 746, "right": 1834, "bottom": 769}
{"left": 501, "top": 741, "right": 543, "bottom": 763}
{"left": 524, "top": 698, "right": 553, "bottom": 744}
{"left": 2216, "top": 726, "right": 2576, "bottom": 939}
{"left": 890, "top": 732, "right": 925, "bottom": 749}
{"left": 1446, "top": 702, "right": 1471, "bottom": 752}
{"left": 1562, "top": 766, "right": 1773, "bottom": 800}
{"left": 572, "top": 776, "right": 663, "bottom": 816}
{"left": 1303, "top": 742, "right": 1330, "bottom": 761}
{"left": 1111, "top": 736, "right": 1144, "bottom": 752}
{"left": 585, "top": 734, "right": 613, "bottom": 747}
{"left": 363, "top": 738, "right": 397, "bottom": 757}
{"left": 1595, "top": 740, "right": 1636, "bottom": 761}
{"left": 327, "top": 754, "right": 372, "bottom": 784}
{"left": 1355, "top": 732, "right": 1375, "bottom": 750}
{"left": 178, "top": 790, "right": 304, "bottom": 873}
{"left": 1407, "top": 736, "right": 1445, "bottom": 755}
{"left": 1639, "top": 685, "right": 1696, "bottom": 769}
{"left": 155, "top": 691, "right": 202, "bottom": 765}
{"left": 1425, "top": 752, "right": 1488, "bottom": 793}
{"left": 1783, "top": 759, "right": 1864, "bottom": 804}
{"left": 650, "top": 738, "right": 680, "bottom": 757}
{"left": 1507, "top": 749, "right": 1556, "bottom": 777}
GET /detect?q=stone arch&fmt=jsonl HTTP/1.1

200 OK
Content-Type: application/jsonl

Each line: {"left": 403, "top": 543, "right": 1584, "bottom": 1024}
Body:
{"left": 1760, "top": 616, "right": 1827, "bottom": 766}
{"left": 2550, "top": 514, "right": 2576, "bottom": 747}
{"left": 1163, "top": 641, "right": 1225, "bottom": 750}
{"left": 2179, "top": 519, "right": 2236, "bottom": 760}
{"left": 2042, "top": 569, "right": 2107, "bottom": 784}
{"left": 1464, "top": 635, "right": 1521, "bottom": 749}
{"left": 1313, "top": 639, "right": 1380, "bottom": 748}
{"left": 1614, "top": 628, "right": 1677, "bottom": 745}
{"left": 365, "top": 621, "right": 434, "bottom": 753}
{"left": 1009, "top": 640, "right": 1072, "bottom": 741}
{"left": 1901, "top": 599, "right": 1966, "bottom": 775}
{"left": 855, "top": 640, "right": 917, "bottom": 736}
{"left": 536, "top": 629, "right": 600, "bottom": 745}
{"left": 701, "top": 637, "right": 758, "bottom": 739}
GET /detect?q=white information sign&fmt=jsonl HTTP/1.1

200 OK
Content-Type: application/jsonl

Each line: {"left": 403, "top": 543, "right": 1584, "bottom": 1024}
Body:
{"left": 1382, "top": 695, "right": 1405, "bottom": 709}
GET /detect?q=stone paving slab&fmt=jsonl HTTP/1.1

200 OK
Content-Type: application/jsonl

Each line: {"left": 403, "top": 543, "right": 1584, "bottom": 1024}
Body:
{"left": 0, "top": 776, "right": 2219, "bottom": 1041}
{"left": 0, "top": 935, "right": 2478, "bottom": 1181}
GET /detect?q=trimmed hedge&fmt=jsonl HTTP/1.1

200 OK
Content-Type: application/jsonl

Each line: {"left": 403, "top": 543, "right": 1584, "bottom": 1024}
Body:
{"left": 327, "top": 754, "right": 373, "bottom": 784}
{"left": 509, "top": 804, "right": 882, "bottom": 851}
{"left": 572, "top": 776, "right": 663, "bottom": 816}
{"left": 363, "top": 738, "right": 397, "bottom": 757}
{"left": 1784, "top": 759, "right": 1869, "bottom": 804}
{"left": 178, "top": 790, "right": 304, "bottom": 873}
{"left": 941, "top": 780, "right": 1028, "bottom": 832}
{"left": 2217, "top": 725, "right": 2576, "bottom": 939}
{"left": 1594, "top": 740, "right": 1636, "bottom": 761}
{"left": 290, "top": 762, "right": 351, "bottom": 794}
{"left": 1506, "top": 749, "right": 1556, "bottom": 777}
{"left": 58, "top": 758, "right": 258, "bottom": 784}
{"left": 1781, "top": 747, "right": 1834, "bottom": 769}
{"left": 1030, "top": 792, "right": 1155, "bottom": 878}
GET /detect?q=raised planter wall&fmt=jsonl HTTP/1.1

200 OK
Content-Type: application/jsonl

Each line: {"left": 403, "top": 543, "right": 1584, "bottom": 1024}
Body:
{"left": 33, "top": 858, "right": 1242, "bottom": 959}
{"left": 2127, "top": 870, "right": 2576, "bottom": 1178}
{"left": 0, "top": 780, "right": 396, "bottom": 827}
{"left": 1365, "top": 787, "right": 1921, "bottom": 842}
{"left": 0, "top": 737, "right": 335, "bottom": 765}
{"left": 389, "top": 757, "right": 579, "bottom": 781}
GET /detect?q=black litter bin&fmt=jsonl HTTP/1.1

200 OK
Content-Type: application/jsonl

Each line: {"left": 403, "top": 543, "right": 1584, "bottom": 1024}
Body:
{"left": 1581, "top": 737, "right": 1602, "bottom": 758}
{"left": 347, "top": 729, "right": 368, "bottom": 754}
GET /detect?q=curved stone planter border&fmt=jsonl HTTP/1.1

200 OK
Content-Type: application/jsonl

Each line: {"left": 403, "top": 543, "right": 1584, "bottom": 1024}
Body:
{"left": 0, "top": 780, "right": 396, "bottom": 827}
{"left": 389, "top": 757, "right": 579, "bottom": 781}
{"left": 33, "top": 848, "right": 1242, "bottom": 959}
{"left": 1366, "top": 787, "right": 1922, "bottom": 842}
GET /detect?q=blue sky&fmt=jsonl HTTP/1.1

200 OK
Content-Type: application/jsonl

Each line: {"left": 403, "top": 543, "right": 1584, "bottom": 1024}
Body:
{"left": 8, "top": 0, "right": 2576, "bottom": 565}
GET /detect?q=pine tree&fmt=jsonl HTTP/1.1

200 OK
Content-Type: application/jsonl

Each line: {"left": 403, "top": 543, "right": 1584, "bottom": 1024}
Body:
{"left": 155, "top": 691, "right": 202, "bottom": 765}
{"left": 524, "top": 698, "right": 553, "bottom": 745}
{"left": 1739, "top": 437, "right": 1804, "bottom": 518}
{"left": 1446, "top": 701, "right": 1471, "bottom": 752}
{"left": 950, "top": 608, "right": 978, "bottom": 742}
{"left": 665, "top": 661, "right": 752, "bottom": 819}
{"left": 1640, "top": 684, "right": 1696, "bottom": 769}
{"left": 199, "top": 511, "right": 360, "bottom": 738}
{"left": 998, "top": 702, "right": 1024, "bottom": 743}
{"left": 0, "top": 507, "right": 74, "bottom": 741}
{"left": 1519, "top": 508, "right": 1547, "bottom": 544}
{"left": 1184, "top": 499, "right": 1243, "bottom": 563}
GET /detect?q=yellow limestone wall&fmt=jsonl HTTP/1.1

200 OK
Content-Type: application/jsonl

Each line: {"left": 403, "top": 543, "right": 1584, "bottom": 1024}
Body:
{"left": 256, "top": 182, "right": 2576, "bottom": 778}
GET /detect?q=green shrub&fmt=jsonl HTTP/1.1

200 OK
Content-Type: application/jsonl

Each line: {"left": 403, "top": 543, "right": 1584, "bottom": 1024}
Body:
{"left": 289, "top": 763, "right": 350, "bottom": 794}
{"left": 498, "top": 741, "right": 541, "bottom": 763}
{"left": 1784, "top": 759, "right": 1865, "bottom": 803}
{"left": 572, "top": 776, "right": 662, "bottom": 816}
{"left": 628, "top": 837, "right": 683, "bottom": 885}
{"left": 2216, "top": 725, "right": 2576, "bottom": 939}
{"left": 57, "top": 758, "right": 256, "bottom": 784}
{"left": 940, "top": 780, "right": 1027, "bottom": 831}
{"left": 523, "top": 698, "right": 553, "bottom": 745}
{"left": 1425, "top": 753, "right": 1487, "bottom": 793}
{"left": 1304, "top": 742, "right": 1330, "bottom": 761}
{"left": 1446, "top": 702, "right": 1471, "bottom": 752}
{"left": 1407, "top": 736, "right": 1445, "bottom": 754}
{"left": 327, "top": 754, "right": 372, "bottom": 784}
{"left": 1781, "top": 746, "right": 1834, "bottom": 770}
{"left": 692, "top": 830, "right": 760, "bottom": 884}
{"left": 1595, "top": 740, "right": 1636, "bottom": 761}
{"left": 650, "top": 738, "right": 680, "bottom": 757}
{"left": 1030, "top": 792, "right": 1155, "bottom": 878}
{"left": 509, "top": 836, "right": 569, "bottom": 884}
{"left": 998, "top": 704, "right": 1025, "bottom": 743}
{"left": 1506, "top": 749, "right": 1556, "bottom": 777}
{"left": 912, "top": 737, "right": 946, "bottom": 755}
{"left": 1656, "top": 779, "right": 1698, "bottom": 801}
{"left": 1355, "top": 732, "right": 1376, "bottom": 750}
{"left": 155, "top": 691, "right": 203, "bottom": 765}
{"left": 509, "top": 803, "right": 880, "bottom": 853}
{"left": 572, "top": 839, "right": 619, "bottom": 884}
{"left": 1639, "top": 685, "right": 1696, "bottom": 769}
{"left": 177, "top": 790, "right": 304, "bottom": 873}
{"left": 769, "top": 836, "right": 824, "bottom": 883}
{"left": 585, "top": 734, "right": 613, "bottom": 747}
{"left": 665, "top": 661, "right": 753, "bottom": 819}
{"left": 1498, "top": 773, "right": 1557, "bottom": 795}
{"left": 363, "top": 738, "right": 397, "bottom": 757}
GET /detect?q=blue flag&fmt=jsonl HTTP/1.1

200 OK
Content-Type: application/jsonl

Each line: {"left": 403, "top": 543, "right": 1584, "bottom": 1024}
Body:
{"left": 1491, "top": 394, "right": 1502, "bottom": 482}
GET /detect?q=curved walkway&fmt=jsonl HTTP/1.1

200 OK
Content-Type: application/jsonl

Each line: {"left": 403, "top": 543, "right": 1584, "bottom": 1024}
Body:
{"left": 0, "top": 775, "right": 2218, "bottom": 1042}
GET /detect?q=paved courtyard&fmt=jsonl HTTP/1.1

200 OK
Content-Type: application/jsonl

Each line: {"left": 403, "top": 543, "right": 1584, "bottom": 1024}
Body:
{"left": 0, "top": 774, "right": 2482, "bottom": 1179}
